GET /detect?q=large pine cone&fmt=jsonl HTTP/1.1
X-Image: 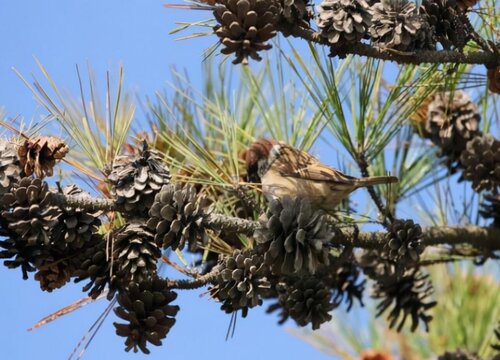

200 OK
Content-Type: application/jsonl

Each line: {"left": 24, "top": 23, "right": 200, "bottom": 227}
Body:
{"left": 256, "top": 197, "right": 333, "bottom": 275}
{"left": 113, "top": 278, "right": 179, "bottom": 354}
{"left": 213, "top": 0, "right": 280, "bottom": 64}
{"left": 316, "top": 0, "right": 372, "bottom": 44}
{"left": 370, "top": 0, "right": 434, "bottom": 50}
{"left": 147, "top": 184, "right": 209, "bottom": 252}
{"left": 209, "top": 250, "right": 271, "bottom": 317}
{"left": 1, "top": 177, "right": 61, "bottom": 246}
{"left": 426, "top": 91, "right": 481, "bottom": 169}
{"left": 17, "top": 136, "right": 68, "bottom": 178}
{"left": 459, "top": 134, "right": 500, "bottom": 192}
{"left": 420, "top": 0, "right": 469, "bottom": 49}
{"left": 0, "top": 139, "right": 22, "bottom": 196}
{"left": 373, "top": 269, "right": 437, "bottom": 332}
{"left": 107, "top": 141, "right": 171, "bottom": 214}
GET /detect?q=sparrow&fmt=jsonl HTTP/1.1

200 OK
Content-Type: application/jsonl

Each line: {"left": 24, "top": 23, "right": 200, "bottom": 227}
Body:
{"left": 244, "top": 139, "right": 398, "bottom": 212}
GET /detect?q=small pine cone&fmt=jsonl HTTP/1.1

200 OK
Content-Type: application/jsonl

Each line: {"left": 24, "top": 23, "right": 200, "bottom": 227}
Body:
{"left": 54, "top": 185, "right": 101, "bottom": 249}
{"left": 459, "top": 134, "right": 500, "bottom": 192}
{"left": 113, "top": 278, "right": 179, "bottom": 354}
{"left": 373, "top": 269, "right": 437, "bottom": 332}
{"left": 268, "top": 277, "right": 334, "bottom": 329}
{"left": 107, "top": 141, "right": 171, "bottom": 214}
{"left": 437, "top": 349, "right": 481, "bottom": 360}
{"left": 316, "top": 0, "right": 372, "bottom": 45}
{"left": 1, "top": 177, "right": 61, "bottom": 246}
{"left": 384, "top": 219, "right": 423, "bottom": 263}
{"left": 113, "top": 223, "right": 160, "bottom": 286}
{"left": 369, "top": 0, "right": 433, "bottom": 51}
{"left": 281, "top": 0, "right": 313, "bottom": 28}
{"left": 17, "top": 136, "right": 69, "bottom": 178}
{"left": 256, "top": 197, "right": 333, "bottom": 275}
{"left": 479, "top": 194, "right": 500, "bottom": 227}
{"left": 0, "top": 139, "right": 23, "bottom": 196}
{"left": 73, "top": 235, "right": 113, "bottom": 299}
{"left": 420, "top": 0, "right": 469, "bottom": 49}
{"left": 209, "top": 250, "right": 271, "bottom": 317}
{"left": 213, "top": 0, "right": 280, "bottom": 64}
{"left": 329, "top": 260, "right": 365, "bottom": 310}
{"left": 488, "top": 66, "right": 500, "bottom": 94}
{"left": 426, "top": 91, "right": 482, "bottom": 168}
{"left": 147, "top": 184, "right": 209, "bottom": 252}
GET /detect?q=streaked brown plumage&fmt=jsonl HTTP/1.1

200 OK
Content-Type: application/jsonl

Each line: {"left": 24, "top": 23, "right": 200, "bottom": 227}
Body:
{"left": 245, "top": 139, "right": 398, "bottom": 212}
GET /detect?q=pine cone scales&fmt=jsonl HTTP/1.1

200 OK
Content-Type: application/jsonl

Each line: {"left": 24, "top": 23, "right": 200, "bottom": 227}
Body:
{"left": 107, "top": 142, "right": 171, "bottom": 214}
{"left": 316, "top": 0, "right": 372, "bottom": 44}
{"left": 426, "top": 91, "right": 481, "bottom": 167}
{"left": 460, "top": 134, "right": 500, "bottom": 192}
{"left": 420, "top": 0, "right": 468, "bottom": 49}
{"left": 281, "top": 0, "right": 312, "bottom": 26}
{"left": 268, "top": 277, "right": 334, "bottom": 329}
{"left": 0, "top": 139, "right": 22, "bottom": 195}
{"left": 370, "top": 0, "right": 432, "bottom": 50}
{"left": 210, "top": 251, "right": 271, "bottom": 316}
{"left": 213, "top": 0, "right": 279, "bottom": 64}
{"left": 1, "top": 177, "right": 61, "bottom": 246}
{"left": 256, "top": 197, "right": 333, "bottom": 275}
{"left": 113, "top": 223, "right": 161, "bottom": 285}
{"left": 147, "top": 184, "right": 209, "bottom": 252}
{"left": 373, "top": 269, "right": 437, "bottom": 332}
{"left": 330, "top": 261, "right": 365, "bottom": 310}
{"left": 384, "top": 219, "right": 423, "bottom": 262}
{"left": 17, "top": 136, "right": 69, "bottom": 178}
{"left": 113, "top": 279, "right": 179, "bottom": 354}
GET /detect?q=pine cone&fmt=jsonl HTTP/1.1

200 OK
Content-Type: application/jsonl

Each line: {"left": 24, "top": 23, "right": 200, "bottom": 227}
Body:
{"left": 488, "top": 66, "right": 500, "bottom": 94}
{"left": 370, "top": 0, "right": 434, "bottom": 51}
{"left": 329, "top": 259, "right": 365, "bottom": 310}
{"left": 0, "top": 139, "right": 22, "bottom": 196}
{"left": 267, "top": 277, "right": 334, "bottom": 329}
{"left": 1, "top": 177, "right": 61, "bottom": 246}
{"left": 114, "top": 278, "right": 179, "bottom": 354}
{"left": 373, "top": 269, "right": 437, "bottom": 332}
{"left": 459, "top": 134, "right": 500, "bottom": 192}
{"left": 256, "top": 197, "right": 333, "bottom": 275}
{"left": 426, "top": 91, "right": 481, "bottom": 169}
{"left": 113, "top": 223, "right": 161, "bottom": 286}
{"left": 107, "top": 141, "right": 171, "bottom": 214}
{"left": 213, "top": 0, "right": 280, "bottom": 64}
{"left": 209, "top": 250, "right": 271, "bottom": 317}
{"left": 358, "top": 249, "right": 397, "bottom": 280}
{"left": 34, "top": 247, "right": 77, "bottom": 292}
{"left": 17, "top": 136, "right": 68, "bottom": 178}
{"left": 0, "top": 235, "right": 46, "bottom": 279}
{"left": 437, "top": 349, "right": 481, "bottom": 360}
{"left": 420, "top": 0, "right": 469, "bottom": 49}
{"left": 73, "top": 235, "right": 114, "bottom": 299}
{"left": 316, "top": 0, "right": 372, "bottom": 44}
{"left": 146, "top": 184, "right": 209, "bottom": 252}
{"left": 480, "top": 194, "right": 500, "bottom": 227}
{"left": 384, "top": 219, "right": 423, "bottom": 263}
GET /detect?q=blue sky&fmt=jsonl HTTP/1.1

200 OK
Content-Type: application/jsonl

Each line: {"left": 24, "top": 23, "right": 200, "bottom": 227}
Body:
{"left": 0, "top": 1, "right": 332, "bottom": 359}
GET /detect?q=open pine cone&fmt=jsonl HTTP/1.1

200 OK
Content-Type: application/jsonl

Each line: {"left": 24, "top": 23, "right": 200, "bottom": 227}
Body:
{"left": 17, "top": 136, "right": 68, "bottom": 178}
{"left": 316, "top": 0, "right": 372, "bottom": 45}
{"left": 213, "top": 0, "right": 280, "bottom": 64}
{"left": 0, "top": 139, "right": 23, "bottom": 195}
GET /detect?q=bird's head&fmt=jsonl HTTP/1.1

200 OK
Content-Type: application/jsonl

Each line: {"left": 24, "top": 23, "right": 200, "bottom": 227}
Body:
{"left": 244, "top": 138, "right": 277, "bottom": 183}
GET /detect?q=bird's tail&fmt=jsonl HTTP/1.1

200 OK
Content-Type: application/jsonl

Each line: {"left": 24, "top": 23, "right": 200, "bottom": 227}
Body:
{"left": 354, "top": 175, "right": 399, "bottom": 187}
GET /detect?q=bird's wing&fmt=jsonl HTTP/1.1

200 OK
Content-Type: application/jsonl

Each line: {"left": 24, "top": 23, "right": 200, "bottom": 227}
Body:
{"left": 272, "top": 144, "right": 358, "bottom": 185}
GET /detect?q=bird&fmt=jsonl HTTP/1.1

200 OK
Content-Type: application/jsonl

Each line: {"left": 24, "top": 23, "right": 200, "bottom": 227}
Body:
{"left": 244, "top": 138, "right": 398, "bottom": 212}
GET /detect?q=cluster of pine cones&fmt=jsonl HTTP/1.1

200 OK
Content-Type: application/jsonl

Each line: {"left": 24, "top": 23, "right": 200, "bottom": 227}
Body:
{"left": 210, "top": 0, "right": 480, "bottom": 64}
{"left": 411, "top": 90, "right": 500, "bottom": 227}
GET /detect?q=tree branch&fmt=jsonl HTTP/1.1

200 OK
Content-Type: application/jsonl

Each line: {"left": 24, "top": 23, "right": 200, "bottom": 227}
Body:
{"left": 284, "top": 26, "right": 500, "bottom": 67}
